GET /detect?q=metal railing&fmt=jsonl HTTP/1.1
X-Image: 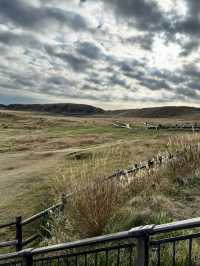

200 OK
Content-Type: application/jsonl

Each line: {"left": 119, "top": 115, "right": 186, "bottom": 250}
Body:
{"left": 0, "top": 217, "right": 200, "bottom": 265}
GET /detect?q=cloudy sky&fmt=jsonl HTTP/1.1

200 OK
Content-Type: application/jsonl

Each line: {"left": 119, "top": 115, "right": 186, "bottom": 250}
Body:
{"left": 0, "top": 0, "right": 200, "bottom": 109}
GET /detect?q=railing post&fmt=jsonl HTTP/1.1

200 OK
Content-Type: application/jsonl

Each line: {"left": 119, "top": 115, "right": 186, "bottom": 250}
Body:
{"left": 134, "top": 225, "right": 155, "bottom": 266}
{"left": 136, "top": 234, "right": 149, "bottom": 266}
{"left": 16, "top": 216, "right": 22, "bottom": 251}
{"left": 22, "top": 249, "right": 33, "bottom": 266}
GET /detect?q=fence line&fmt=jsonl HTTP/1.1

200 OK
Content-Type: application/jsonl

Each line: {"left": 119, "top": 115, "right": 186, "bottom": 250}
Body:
{"left": 145, "top": 122, "right": 200, "bottom": 131}
{"left": 0, "top": 144, "right": 194, "bottom": 253}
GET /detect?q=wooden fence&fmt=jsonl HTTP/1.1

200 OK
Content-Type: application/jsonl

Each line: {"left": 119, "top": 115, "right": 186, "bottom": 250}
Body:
{"left": 145, "top": 122, "right": 200, "bottom": 131}
{"left": 0, "top": 195, "right": 67, "bottom": 252}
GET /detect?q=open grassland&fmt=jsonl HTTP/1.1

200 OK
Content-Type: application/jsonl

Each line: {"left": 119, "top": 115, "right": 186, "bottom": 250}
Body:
{"left": 0, "top": 110, "right": 199, "bottom": 238}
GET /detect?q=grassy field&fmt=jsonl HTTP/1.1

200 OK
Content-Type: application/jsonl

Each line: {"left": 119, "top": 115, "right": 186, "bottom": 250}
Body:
{"left": 0, "top": 110, "right": 200, "bottom": 248}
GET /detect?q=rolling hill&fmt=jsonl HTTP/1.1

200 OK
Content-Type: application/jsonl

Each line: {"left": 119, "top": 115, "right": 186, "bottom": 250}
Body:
{"left": 0, "top": 103, "right": 104, "bottom": 116}
{"left": 107, "top": 106, "right": 200, "bottom": 118}
{"left": 0, "top": 104, "right": 200, "bottom": 118}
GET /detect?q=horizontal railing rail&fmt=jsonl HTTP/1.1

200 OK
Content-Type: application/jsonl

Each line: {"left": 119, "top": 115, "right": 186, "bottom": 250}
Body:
{"left": 0, "top": 217, "right": 200, "bottom": 265}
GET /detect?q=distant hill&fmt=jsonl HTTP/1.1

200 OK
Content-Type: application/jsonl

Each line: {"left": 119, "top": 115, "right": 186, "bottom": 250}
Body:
{"left": 0, "top": 104, "right": 200, "bottom": 118}
{"left": 0, "top": 103, "right": 105, "bottom": 116}
{"left": 107, "top": 106, "right": 200, "bottom": 118}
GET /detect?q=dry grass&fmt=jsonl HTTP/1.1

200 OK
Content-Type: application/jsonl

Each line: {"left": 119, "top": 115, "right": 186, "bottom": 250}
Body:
{"left": 69, "top": 178, "right": 123, "bottom": 237}
{"left": 49, "top": 134, "right": 200, "bottom": 245}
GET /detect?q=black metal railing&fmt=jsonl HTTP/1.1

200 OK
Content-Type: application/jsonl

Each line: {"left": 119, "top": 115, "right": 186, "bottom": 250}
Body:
{"left": 0, "top": 217, "right": 200, "bottom": 266}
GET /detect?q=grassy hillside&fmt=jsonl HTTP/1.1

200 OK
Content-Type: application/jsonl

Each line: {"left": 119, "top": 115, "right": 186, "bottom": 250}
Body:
{"left": 107, "top": 106, "right": 200, "bottom": 118}
{"left": 1, "top": 104, "right": 200, "bottom": 118}
{"left": 0, "top": 103, "right": 104, "bottom": 116}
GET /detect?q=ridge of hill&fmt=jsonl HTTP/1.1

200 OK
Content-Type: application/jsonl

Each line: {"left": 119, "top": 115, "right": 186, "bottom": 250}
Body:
{"left": 0, "top": 104, "right": 200, "bottom": 118}
{"left": 0, "top": 103, "right": 104, "bottom": 116}
{"left": 107, "top": 106, "right": 200, "bottom": 118}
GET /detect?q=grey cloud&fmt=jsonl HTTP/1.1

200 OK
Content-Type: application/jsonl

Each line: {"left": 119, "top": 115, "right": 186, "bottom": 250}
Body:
{"left": 150, "top": 69, "right": 187, "bottom": 85}
{"left": 88, "top": 0, "right": 172, "bottom": 34}
{"left": 180, "top": 39, "right": 200, "bottom": 56}
{"left": 0, "top": 30, "right": 43, "bottom": 50}
{"left": 108, "top": 74, "right": 129, "bottom": 88}
{"left": 182, "top": 64, "right": 200, "bottom": 79}
{"left": 139, "top": 77, "right": 171, "bottom": 91}
{"left": 120, "top": 60, "right": 146, "bottom": 81}
{"left": 77, "top": 42, "right": 103, "bottom": 60}
{"left": 125, "top": 33, "right": 154, "bottom": 51}
{"left": 176, "top": 87, "right": 200, "bottom": 99}
{"left": 0, "top": 0, "right": 89, "bottom": 31}
{"left": 186, "top": 81, "right": 200, "bottom": 91}
{"left": 44, "top": 43, "right": 92, "bottom": 72}
{"left": 55, "top": 53, "right": 91, "bottom": 72}
{"left": 46, "top": 76, "right": 71, "bottom": 86}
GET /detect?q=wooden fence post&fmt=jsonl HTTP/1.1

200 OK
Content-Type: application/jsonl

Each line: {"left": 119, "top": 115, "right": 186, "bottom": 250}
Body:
{"left": 16, "top": 216, "right": 22, "bottom": 251}
{"left": 60, "top": 193, "right": 66, "bottom": 212}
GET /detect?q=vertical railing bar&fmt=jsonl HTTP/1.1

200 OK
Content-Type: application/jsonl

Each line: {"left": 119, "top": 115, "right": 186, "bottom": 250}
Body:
{"left": 75, "top": 255, "right": 78, "bottom": 266}
{"left": 157, "top": 244, "right": 161, "bottom": 266}
{"left": 66, "top": 255, "right": 69, "bottom": 266}
{"left": 95, "top": 252, "right": 98, "bottom": 266}
{"left": 172, "top": 241, "right": 176, "bottom": 266}
{"left": 117, "top": 248, "right": 120, "bottom": 266}
{"left": 105, "top": 250, "right": 108, "bottom": 266}
{"left": 84, "top": 254, "right": 87, "bottom": 266}
{"left": 23, "top": 250, "right": 33, "bottom": 266}
{"left": 188, "top": 238, "right": 192, "bottom": 266}
{"left": 129, "top": 246, "right": 133, "bottom": 266}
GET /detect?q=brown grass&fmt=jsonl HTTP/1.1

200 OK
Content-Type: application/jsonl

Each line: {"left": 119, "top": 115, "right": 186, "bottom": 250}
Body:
{"left": 49, "top": 134, "right": 200, "bottom": 243}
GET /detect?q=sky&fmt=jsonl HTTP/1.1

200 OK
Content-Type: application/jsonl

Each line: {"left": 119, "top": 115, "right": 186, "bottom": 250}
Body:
{"left": 0, "top": 0, "right": 200, "bottom": 109}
